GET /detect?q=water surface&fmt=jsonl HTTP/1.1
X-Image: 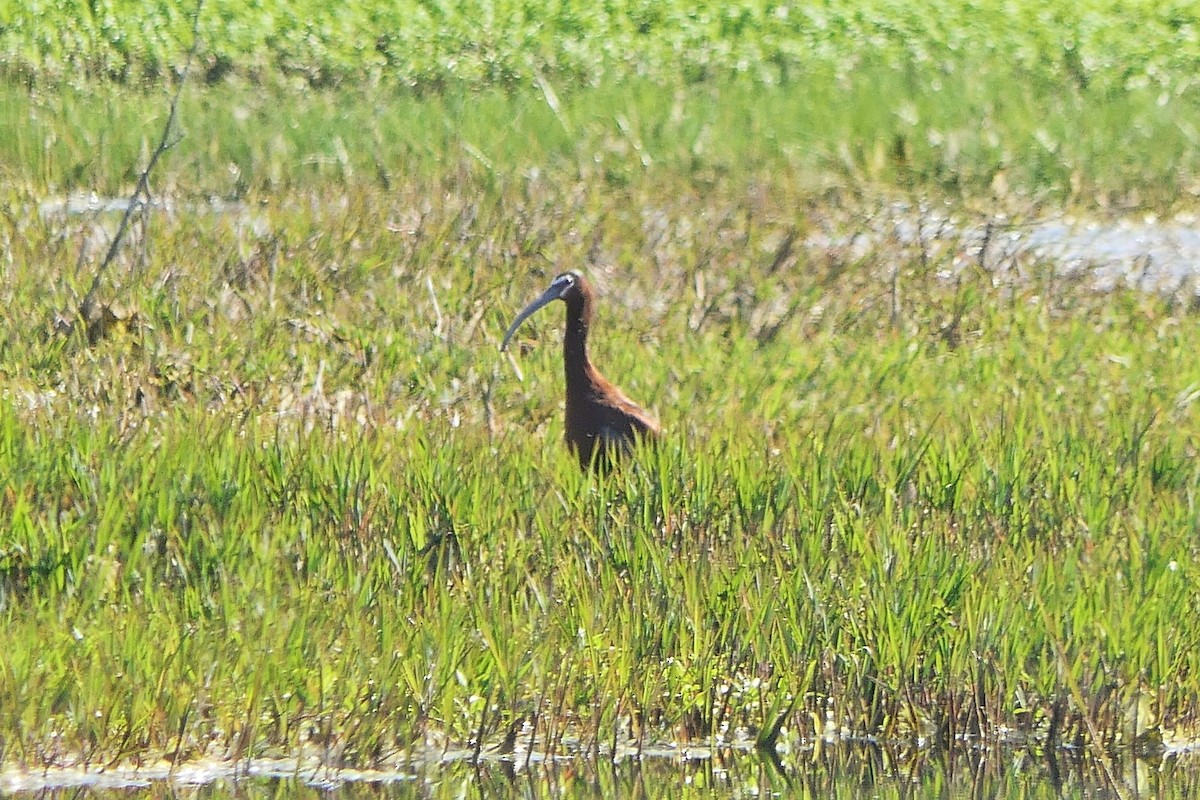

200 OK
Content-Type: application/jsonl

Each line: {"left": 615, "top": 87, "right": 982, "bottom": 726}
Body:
{"left": 5, "top": 744, "right": 1200, "bottom": 799}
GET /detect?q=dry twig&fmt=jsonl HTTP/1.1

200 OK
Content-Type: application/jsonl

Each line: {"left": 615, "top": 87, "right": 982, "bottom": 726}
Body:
{"left": 78, "top": 0, "right": 206, "bottom": 341}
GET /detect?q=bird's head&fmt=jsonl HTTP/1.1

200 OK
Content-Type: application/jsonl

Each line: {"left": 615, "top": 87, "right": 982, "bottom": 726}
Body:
{"left": 500, "top": 272, "right": 587, "bottom": 351}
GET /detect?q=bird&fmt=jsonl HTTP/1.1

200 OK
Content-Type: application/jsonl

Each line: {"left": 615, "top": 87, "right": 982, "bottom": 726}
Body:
{"left": 500, "top": 271, "right": 660, "bottom": 470}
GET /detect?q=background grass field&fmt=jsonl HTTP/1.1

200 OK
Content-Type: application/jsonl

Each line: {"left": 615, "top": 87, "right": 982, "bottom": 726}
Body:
{"left": 2, "top": 0, "right": 1200, "bottom": 771}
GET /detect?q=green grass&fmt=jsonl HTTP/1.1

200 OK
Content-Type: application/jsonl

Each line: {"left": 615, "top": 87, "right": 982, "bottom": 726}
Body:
{"left": 2, "top": 0, "right": 1200, "bottom": 776}
{"left": 2, "top": 73, "right": 1199, "bottom": 210}
{"left": 3, "top": 1, "right": 1199, "bottom": 209}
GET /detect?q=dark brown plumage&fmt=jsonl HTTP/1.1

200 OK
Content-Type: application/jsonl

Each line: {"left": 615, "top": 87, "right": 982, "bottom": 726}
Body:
{"left": 501, "top": 271, "right": 660, "bottom": 469}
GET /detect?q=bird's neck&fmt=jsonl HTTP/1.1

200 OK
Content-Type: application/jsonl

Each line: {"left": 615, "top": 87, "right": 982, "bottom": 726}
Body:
{"left": 563, "top": 299, "right": 594, "bottom": 392}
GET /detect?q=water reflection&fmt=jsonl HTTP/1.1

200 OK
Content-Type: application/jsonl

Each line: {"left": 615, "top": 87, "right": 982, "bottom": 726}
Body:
{"left": 5, "top": 743, "right": 1200, "bottom": 799}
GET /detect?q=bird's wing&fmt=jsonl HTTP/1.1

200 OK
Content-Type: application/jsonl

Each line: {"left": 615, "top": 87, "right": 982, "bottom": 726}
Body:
{"left": 596, "top": 423, "right": 637, "bottom": 452}
{"left": 595, "top": 404, "right": 659, "bottom": 447}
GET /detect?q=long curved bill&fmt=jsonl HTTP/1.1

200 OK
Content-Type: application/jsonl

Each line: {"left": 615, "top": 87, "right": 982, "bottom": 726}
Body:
{"left": 499, "top": 275, "right": 573, "bottom": 352}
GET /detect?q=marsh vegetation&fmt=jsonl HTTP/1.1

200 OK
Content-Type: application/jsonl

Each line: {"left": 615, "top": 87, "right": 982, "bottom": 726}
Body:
{"left": 1, "top": 2, "right": 1200, "bottom": 792}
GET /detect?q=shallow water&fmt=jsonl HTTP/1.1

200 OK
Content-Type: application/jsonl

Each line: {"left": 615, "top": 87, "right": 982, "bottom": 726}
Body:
{"left": 806, "top": 204, "right": 1200, "bottom": 295}
{"left": 5, "top": 744, "right": 1200, "bottom": 799}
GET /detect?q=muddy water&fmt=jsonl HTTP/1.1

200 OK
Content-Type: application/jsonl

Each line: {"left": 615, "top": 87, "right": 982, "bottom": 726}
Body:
{"left": 4, "top": 745, "right": 1200, "bottom": 798}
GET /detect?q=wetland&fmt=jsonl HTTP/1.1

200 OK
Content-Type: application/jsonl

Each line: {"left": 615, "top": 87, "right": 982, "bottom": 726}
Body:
{"left": 3, "top": 2, "right": 1200, "bottom": 797}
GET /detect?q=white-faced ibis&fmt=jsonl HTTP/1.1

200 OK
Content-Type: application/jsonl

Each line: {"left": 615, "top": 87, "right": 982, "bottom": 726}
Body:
{"left": 501, "top": 271, "right": 660, "bottom": 470}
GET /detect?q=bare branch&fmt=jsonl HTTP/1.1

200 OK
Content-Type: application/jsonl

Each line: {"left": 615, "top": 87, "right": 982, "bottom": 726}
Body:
{"left": 80, "top": 0, "right": 206, "bottom": 325}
